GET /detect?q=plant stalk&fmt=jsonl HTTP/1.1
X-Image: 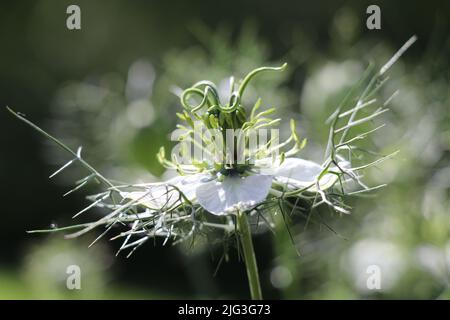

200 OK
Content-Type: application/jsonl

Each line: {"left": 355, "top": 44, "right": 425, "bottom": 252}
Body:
{"left": 237, "top": 210, "right": 262, "bottom": 300}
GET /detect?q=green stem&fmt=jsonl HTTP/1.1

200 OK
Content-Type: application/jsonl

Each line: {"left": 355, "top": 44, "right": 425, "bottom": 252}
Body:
{"left": 237, "top": 211, "right": 262, "bottom": 300}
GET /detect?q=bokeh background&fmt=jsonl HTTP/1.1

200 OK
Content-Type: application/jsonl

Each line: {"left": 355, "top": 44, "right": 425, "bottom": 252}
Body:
{"left": 1, "top": 0, "right": 449, "bottom": 299}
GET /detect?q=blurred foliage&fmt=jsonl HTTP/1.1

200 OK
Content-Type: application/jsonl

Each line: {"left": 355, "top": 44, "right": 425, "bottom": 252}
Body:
{"left": 22, "top": 236, "right": 111, "bottom": 299}
{"left": 0, "top": 236, "right": 175, "bottom": 299}
{"left": 272, "top": 21, "right": 450, "bottom": 299}
{"left": 46, "top": 22, "right": 293, "bottom": 181}
{"left": 1, "top": 0, "right": 449, "bottom": 299}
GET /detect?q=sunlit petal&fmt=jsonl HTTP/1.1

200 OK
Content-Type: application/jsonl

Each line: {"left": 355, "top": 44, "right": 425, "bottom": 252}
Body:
{"left": 121, "top": 173, "right": 210, "bottom": 209}
{"left": 196, "top": 175, "right": 272, "bottom": 215}
{"left": 274, "top": 157, "right": 338, "bottom": 191}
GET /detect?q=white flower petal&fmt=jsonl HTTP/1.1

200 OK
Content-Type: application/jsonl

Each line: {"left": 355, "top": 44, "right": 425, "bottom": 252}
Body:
{"left": 121, "top": 173, "right": 210, "bottom": 209}
{"left": 275, "top": 158, "right": 322, "bottom": 181}
{"left": 196, "top": 175, "right": 273, "bottom": 215}
{"left": 274, "top": 158, "right": 338, "bottom": 191}
{"left": 165, "top": 174, "right": 211, "bottom": 200}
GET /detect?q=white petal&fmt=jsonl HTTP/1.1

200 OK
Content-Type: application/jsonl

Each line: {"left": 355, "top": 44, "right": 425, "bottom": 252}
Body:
{"left": 196, "top": 175, "right": 272, "bottom": 215}
{"left": 121, "top": 173, "right": 210, "bottom": 209}
{"left": 166, "top": 174, "right": 211, "bottom": 200}
{"left": 274, "top": 158, "right": 337, "bottom": 191}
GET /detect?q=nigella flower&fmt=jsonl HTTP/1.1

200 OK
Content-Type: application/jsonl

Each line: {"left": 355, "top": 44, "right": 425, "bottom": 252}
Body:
{"left": 120, "top": 63, "right": 355, "bottom": 218}
{"left": 9, "top": 36, "right": 415, "bottom": 299}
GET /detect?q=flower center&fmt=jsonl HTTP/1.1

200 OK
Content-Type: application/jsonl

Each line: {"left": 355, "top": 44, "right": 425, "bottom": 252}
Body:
{"left": 219, "top": 164, "right": 252, "bottom": 177}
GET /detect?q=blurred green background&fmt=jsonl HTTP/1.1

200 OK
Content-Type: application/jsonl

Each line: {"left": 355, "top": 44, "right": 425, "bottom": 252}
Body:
{"left": 1, "top": 0, "right": 449, "bottom": 299}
